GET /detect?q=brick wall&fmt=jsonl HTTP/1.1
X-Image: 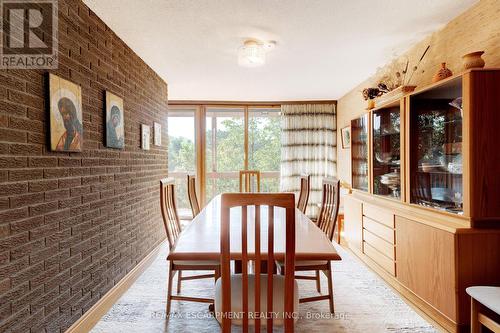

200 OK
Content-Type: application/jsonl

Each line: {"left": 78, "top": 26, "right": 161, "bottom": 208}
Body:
{"left": 0, "top": 0, "right": 168, "bottom": 331}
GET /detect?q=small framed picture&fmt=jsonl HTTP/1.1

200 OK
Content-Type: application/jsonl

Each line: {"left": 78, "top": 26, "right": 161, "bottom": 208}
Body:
{"left": 105, "top": 91, "right": 125, "bottom": 149}
{"left": 341, "top": 126, "right": 351, "bottom": 149}
{"left": 141, "top": 124, "right": 150, "bottom": 150}
{"left": 154, "top": 122, "right": 161, "bottom": 146}
{"left": 48, "top": 74, "right": 83, "bottom": 152}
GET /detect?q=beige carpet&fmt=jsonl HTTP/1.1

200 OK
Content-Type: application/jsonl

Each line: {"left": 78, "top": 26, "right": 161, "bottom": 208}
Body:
{"left": 91, "top": 242, "right": 437, "bottom": 333}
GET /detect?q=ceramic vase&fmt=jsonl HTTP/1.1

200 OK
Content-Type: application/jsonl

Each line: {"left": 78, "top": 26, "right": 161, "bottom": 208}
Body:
{"left": 462, "top": 51, "right": 485, "bottom": 70}
{"left": 432, "top": 62, "right": 453, "bottom": 83}
{"left": 367, "top": 99, "right": 375, "bottom": 110}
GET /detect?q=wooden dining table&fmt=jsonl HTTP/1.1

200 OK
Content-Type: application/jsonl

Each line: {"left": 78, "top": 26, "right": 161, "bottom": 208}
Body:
{"left": 168, "top": 195, "right": 342, "bottom": 262}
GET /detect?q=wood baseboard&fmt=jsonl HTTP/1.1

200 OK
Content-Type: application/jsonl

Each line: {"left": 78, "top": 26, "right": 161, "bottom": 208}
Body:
{"left": 65, "top": 240, "right": 165, "bottom": 333}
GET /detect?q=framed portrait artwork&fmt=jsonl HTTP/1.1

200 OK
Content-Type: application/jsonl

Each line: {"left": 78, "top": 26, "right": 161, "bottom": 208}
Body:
{"left": 105, "top": 91, "right": 125, "bottom": 149}
{"left": 49, "top": 74, "right": 83, "bottom": 152}
{"left": 141, "top": 124, "right": 150, "bottom": 150}
{"left": 154, "top": 122, "right": 161, "bottom": 146}
{"left": 341, "top": 126, "right": 351, "bottom": 149}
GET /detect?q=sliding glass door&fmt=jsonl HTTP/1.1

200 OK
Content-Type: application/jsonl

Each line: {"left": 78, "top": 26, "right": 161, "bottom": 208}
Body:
{"left": 248, "top": 108, "right": 281, "bottom": 192}
{"left": 205, "top": 108, "right": 245, "bottom": 202}
{"left": 168, "top": 105, "right": 281, "bottom": 208}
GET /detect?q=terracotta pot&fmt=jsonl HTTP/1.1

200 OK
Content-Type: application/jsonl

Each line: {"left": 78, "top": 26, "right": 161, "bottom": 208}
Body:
{"left": 462, "top": 51, "right": 485, "bottom": 70}
{"left": 432, "top": 62, "right": 453, "bottom": 82}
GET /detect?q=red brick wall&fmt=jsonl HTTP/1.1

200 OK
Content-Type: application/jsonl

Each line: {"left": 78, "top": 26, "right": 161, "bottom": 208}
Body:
{"left": 0, "top": 0, "right": 168, "bottom": 331}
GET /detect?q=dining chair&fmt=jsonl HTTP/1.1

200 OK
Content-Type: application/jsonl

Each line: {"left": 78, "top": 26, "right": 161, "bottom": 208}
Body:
{"left": 239, "top": 170, "right": 261, "bottom": 193}
{"left": 187, "top": 174, "right": 200, "bottom": 218}
{"left": 278, "top": 177, "right": 340, "bottom": 313}
{"left": 215, "top": 193, "right": 298, "bottom": 332}
{"left": 160, "top": 178, "right": 220, "bottom": 314}
{"left": 297, "top": 174, "right": 311, "bottom": 214}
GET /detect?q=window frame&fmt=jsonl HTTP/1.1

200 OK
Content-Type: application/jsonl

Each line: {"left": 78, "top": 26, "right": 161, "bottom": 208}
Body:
{"left": 167, "top": 104, "right": 281, "bottom": 207}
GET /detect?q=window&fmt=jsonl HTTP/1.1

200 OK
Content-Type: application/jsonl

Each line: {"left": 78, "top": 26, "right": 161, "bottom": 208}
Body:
{"left": 167, "top": 105, "right": 281, "bottom": 206}
{"left": 167, "top": 108, "right": 196, "bottom": 218}
{"left": 248, "top": 108, "right": 280, "bottom": 192}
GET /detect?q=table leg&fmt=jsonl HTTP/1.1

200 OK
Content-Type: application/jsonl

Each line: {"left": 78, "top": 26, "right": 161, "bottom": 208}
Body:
{"left": 471, "top": 298, "right": 480, "bottom": 333}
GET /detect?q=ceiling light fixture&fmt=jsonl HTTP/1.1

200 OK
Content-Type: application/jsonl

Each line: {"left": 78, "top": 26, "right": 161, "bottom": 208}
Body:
{"left": 238, "top": 39, "right": 276, "bottom": 67}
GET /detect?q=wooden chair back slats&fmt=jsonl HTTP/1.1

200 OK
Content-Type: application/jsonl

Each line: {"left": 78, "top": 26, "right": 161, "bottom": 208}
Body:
{"left": 317, "top": 178, "right": 340, "bottom": 241}
{"left": 239, "top": 170, "right": 261, "bottom": 193}
{"left": 241, "top": 205, "right": 249, "bottom": 331}
{"left": 187, "top": 175, "right": 201, "bottom": 218}
{"left": 267, "top": 205, "right": 274, "bottom": 332}
{"left": 254, "top": 205, "right": 261, "bottom": 333}
{"left": 220, "top": 193, "right": 296, "bottom": 333}
{"left": 160, "top": 178, "right": 181, "bottom": 249}
{"left": 297, "top": 175, "right": 311, "bottom": 214}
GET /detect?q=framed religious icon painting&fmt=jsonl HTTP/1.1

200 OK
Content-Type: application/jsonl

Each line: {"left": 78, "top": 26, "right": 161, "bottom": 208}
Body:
{"left": 105, "top": 91, "right": 125, "bottom": 149}
{"left": 49, "top": 74, "right": 83, "bottom": 152}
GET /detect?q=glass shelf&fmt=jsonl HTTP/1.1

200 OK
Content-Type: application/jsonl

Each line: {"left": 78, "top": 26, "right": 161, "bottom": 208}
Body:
{"left": 351, "top": 114, "right": 369, "bottom": 192}
{"left": 409, "top": 77, "right": 463, "bottom": 214}
{"left": 372, "top": 106, "right": 401, "bottom": 200}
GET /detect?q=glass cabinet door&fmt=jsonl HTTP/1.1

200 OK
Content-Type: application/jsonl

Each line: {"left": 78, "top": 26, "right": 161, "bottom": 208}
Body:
{"left": 409, "top": 77, "right": 463, "bottom": 214}
{"left": 372, "top": 106, "right": 401, "bottom": 199}
{"left": 351, "top": 114, "right": 369, "bottom": 191}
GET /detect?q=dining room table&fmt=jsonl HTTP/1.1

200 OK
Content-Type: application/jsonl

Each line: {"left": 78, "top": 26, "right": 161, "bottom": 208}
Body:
{"left": 167, "top": 194, "right": 342, "bottom": 263}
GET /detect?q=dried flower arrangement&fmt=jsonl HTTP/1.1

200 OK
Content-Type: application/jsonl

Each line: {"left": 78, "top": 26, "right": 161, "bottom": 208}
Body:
{"left": 362, "top": 45, "right": 431, "bottom": 104}
{"left": 379, "top": 45, "right": 431, "bottom": 91}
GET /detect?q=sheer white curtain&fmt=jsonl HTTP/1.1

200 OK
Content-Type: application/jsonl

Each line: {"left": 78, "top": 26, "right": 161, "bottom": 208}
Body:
{"left": 280, "top": 104, "right": 337, "bottom": 218}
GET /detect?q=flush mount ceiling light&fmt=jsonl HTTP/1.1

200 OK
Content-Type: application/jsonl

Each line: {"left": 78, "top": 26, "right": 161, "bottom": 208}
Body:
{"left": 238, "top": 39, "right": 276, "bottom": 67}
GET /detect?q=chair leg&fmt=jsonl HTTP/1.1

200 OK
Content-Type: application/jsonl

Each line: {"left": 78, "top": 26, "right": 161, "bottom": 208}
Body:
{"left": 167, "top": 262, "right": 175, "bottom": 315}
{"left": 325, "top": 262, "right": 334, "bottom": 313}
{"left": 337, "top": 217, "right": 343, "bottom": 244}
{"left": 177, "top": 271, "right": 182, "bottom": 294}
{"left": 215, "top": 267, "right": 220, "bottom": 283}
{"left": 315, "top": 270, "right": 321, "bottom": 293}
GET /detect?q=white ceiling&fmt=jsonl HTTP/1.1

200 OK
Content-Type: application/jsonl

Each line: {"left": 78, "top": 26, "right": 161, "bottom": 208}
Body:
{"left": 83, "top": 0, "right": 477, "bottom": 101}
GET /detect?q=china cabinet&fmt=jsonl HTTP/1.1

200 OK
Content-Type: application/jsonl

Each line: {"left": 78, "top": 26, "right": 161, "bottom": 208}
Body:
{"left": 344, "top": 69, "right": 500, "bottom": 333}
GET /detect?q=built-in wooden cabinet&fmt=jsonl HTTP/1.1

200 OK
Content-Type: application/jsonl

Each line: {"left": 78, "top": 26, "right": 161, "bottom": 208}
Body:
{"left": 396, "top": 216, "right": 457, "bottom": 321}
{"left": 344, "top": 69, "right": 500, "bottom": 333}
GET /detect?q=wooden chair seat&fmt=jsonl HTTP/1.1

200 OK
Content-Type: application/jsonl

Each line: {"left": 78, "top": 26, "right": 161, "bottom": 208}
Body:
{"left": 215, "top": 274, "right": 299, "bottom": 326}
{"left": 277, "top": 259, "right": 328, "bottom": 267}
{"left": 173, "top": 260, "right": 220, "bottom": 266}
{"left": 467, "top": 286, "right": 500, "bottom": 333}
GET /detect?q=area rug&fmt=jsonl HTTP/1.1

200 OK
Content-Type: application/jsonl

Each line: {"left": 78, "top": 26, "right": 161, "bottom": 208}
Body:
{"left": 91, "top": 243, "right": 437, "bottom": 333}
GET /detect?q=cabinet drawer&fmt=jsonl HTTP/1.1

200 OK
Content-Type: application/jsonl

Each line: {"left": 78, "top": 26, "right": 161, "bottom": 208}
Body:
{"left": 363, "top": 229, "right": 395, "bottom": 259}
{"left": 363, "top": 242, "right": 396, "bottom": 276}
{"left": 363, "top": 203, "right": 394, "bottom": 228}
{"left": 363, "top": 216, "right": 395, "bottom": 244}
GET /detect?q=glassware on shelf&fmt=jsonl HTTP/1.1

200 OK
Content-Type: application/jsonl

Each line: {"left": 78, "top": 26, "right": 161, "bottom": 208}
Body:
{"left": 372, "top": 106, "right": 401, "bottom": 199}
{"left": 409, "top": 77, "right": 463, "bottom": 214}
{"left": 351, "top": 114, "right": 369, "bottom": 192}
